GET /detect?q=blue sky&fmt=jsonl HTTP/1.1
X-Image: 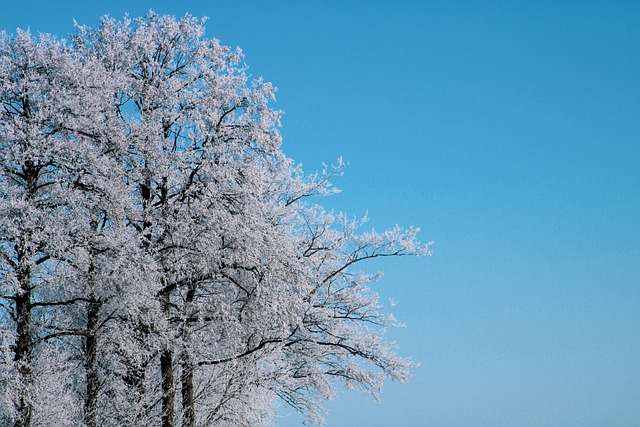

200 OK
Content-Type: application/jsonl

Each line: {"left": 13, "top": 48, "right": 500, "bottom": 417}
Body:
{"left": 2, "top": 1, "right": 639, "bottom": 426}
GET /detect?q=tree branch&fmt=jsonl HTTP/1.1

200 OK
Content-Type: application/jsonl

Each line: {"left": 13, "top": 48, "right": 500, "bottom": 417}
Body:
{"left": 30, "top": 297, "right": 96, "bottom": 309}
{"left": 198, "top": 338, "right": 282, "bottom": 366}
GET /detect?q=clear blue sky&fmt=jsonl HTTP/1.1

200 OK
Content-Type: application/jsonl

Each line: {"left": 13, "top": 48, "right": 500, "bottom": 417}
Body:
{"left": 2, "top": 1, "right": 639, "bottom": 426}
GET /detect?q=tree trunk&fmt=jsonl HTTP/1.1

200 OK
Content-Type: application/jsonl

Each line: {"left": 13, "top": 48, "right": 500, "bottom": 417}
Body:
{"left": 84, "top": 300, "right": 100, "bottom": 427}
{"left": 161, "top": 349, "right": 175, "bottom": 427}
{"left": 13, "top": 161, "right": 37, "bottom": 427}
{"left": 160, "top": 290, "right": 175, "bottom": 427}
{"left": 14, "top": 283, "right": 32, "bottom": 427}
{"left": 181, "top": 357, "right": 195, "bottom": 427}
{"left": 180, "top": 284, "right": 196, "bottom": 427}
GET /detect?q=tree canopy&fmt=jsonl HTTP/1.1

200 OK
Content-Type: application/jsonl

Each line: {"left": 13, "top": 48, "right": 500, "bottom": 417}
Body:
{"left": 0, "top": 12, "right": 429, "bottom": 427}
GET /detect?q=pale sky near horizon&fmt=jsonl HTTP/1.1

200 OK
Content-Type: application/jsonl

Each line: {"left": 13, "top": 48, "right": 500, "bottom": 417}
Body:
{"left": 1, "top": 1, "right": 639, "bottom": 426}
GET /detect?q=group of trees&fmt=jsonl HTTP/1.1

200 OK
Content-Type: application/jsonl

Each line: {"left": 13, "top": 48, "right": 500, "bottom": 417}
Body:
{"left": 0, "top": 12, "right": 428, "bottom": 427}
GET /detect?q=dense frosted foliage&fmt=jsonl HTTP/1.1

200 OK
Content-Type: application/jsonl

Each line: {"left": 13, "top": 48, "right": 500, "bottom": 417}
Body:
{"left": 0, "top": 12, "right": 429, "bottom": 427}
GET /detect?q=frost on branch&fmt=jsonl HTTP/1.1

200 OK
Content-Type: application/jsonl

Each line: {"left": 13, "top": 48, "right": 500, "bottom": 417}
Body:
{"left": 0, "top": 12, "right": 430, "bottom": 427}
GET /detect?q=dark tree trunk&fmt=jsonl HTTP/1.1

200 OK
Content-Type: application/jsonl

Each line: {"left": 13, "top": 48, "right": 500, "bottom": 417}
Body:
{"left": 181, "top": 357, "right": 195, "bottom": 427}
{"left": 14, "top": 281, "right": 32, "bottom": 427}
{"left": 13, "top": 160, "right": 38, "bottom": 427}
{"left": 160, "top": 289, "right": 175, "bottom": 427}
{"left": 180, "top": 284, "right": 196, "bottom": 427}
{"left": 161, "top": 349, "right": 175, "bottom": 427}
{"left": 84, "top": 300, "right": 100, "bottom": 427}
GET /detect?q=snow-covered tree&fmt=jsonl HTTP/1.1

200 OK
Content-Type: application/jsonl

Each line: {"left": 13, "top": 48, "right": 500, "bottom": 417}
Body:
{"left": 0, "top": 12, "right": 430, "bottom": 427}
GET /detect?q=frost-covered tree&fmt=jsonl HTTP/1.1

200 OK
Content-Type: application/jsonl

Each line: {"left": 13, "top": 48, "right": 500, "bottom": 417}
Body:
{"left": 0, "top": 26, "right": 157, "bottom": 427}
{"left": 0, "top": 12, "right": 429, "bottom": 427}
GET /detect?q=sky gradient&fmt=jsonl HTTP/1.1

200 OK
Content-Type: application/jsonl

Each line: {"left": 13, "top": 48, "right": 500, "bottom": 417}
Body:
{"left": 1, "top": 2, "right": 639, "bottom": 426}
